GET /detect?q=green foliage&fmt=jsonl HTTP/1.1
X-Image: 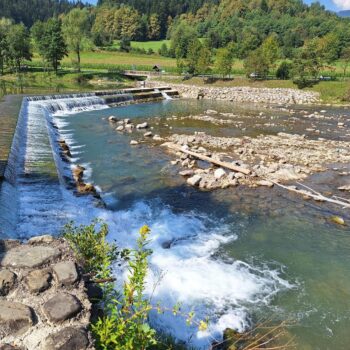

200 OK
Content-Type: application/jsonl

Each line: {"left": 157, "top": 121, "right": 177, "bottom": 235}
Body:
{"left": 276, "top": 61, "right": 292, "bottom": 80}
{"left": 0, "top": 0, "right": 77, "bottom": 28}
{"left": 215, "top": 48, "right": 233, "bottom": 78}
{"left": 62, "top": 8, "right": 91, "bottom": 72}
{"left": 63, "top": 219, "right": 119, "bottom": 277}
{"left": 120, "top": 37, "right": 132, "bottom": 52}
{"left": 31, "top": 18, "right": 67, "bottom": 73}
{"left": 6, "top": 23, "right": 32, "bottom": 71}
{"left": 244, "top": 48, "right": 269, "bottom": 79}
{"left": 92, "top": 225, "right": 158, "bottom": 350}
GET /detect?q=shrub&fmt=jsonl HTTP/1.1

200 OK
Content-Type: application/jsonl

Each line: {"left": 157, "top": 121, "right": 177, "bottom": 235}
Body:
{"left": 63, "top": 219, "right": 119, "bottom": 277}
{"left": 276, "top": 61, "right": 292, "bottom": 80}
{"left": 92, "top": 225, "right": 158, "bottom": 350}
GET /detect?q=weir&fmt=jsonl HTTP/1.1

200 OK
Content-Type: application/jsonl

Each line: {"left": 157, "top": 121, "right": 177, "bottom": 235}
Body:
{"left": 0, "top": 90, "right": 293, "bottom": 348}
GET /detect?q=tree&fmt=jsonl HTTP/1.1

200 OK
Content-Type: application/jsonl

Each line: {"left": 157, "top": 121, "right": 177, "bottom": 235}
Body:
{"left": 185, "top": 39, "right": 203, "bottom": 74}
{"left": 158, "top": 43, "right": 168, "bottom": 56}
{"left": 261, "top": 34, "right": 280, "bottom": 69}
{"left": 196, "top": 46, "right": 212, "bottom": 74}
{"left": 340, "top": 47, "right": 350, "bottom": 80}
{"left": 62, "top": 8, "right": 90, "bottom": 72}
{"left": 215, "top": 48, "right": 233, "bottom": 78}
{"left": 0, "top": 18, "right": 12, "bottom": 75}
{"left": 148, "top": 14, "right": 161, "bottom": 40}
{"left": 6, "top": 23, "right": 32, "bottom": 72}
{"left": 32, "top": 19, "right": 67, "bottom": 73}
{"left": 244, "top": 48, "right": 269, "bottom": 79}
{"left": 276, "top": 61, "right": 292, "bottom": 80}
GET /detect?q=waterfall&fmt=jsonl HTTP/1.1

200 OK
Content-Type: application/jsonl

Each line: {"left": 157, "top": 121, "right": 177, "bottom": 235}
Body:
{"left": 0, "top": 94, "right": 108, "bottom": 238}
{"left": 155, "top": 88, "right": 172, "bottom": 100}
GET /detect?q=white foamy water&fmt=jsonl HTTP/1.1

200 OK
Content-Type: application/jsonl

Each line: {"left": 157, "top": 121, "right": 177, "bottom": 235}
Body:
{"left": 0, "top": 95, "right": 292, "bottom": 349}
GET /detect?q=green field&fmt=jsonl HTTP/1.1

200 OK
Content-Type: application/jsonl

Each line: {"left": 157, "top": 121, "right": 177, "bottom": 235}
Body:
{"left": 112, "top": 40, "right": 172, "bottom": 51}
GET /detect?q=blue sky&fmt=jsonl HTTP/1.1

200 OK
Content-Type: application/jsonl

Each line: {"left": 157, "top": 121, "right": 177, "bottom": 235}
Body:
{"left": 83, "top": 0, "right": 350, "bottom": 11}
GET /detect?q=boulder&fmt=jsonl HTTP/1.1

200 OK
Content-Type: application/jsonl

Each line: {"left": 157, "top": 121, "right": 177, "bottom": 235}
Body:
{"left": 43, "top": 293, "right": 82, "bottom": 323}
{"left": 0, "top": 269, "right": 17, "bottom": 296}
{"left": 116, "top": 125, "right": 124, "bottom": 131}
{"left": 214, "top": 168, "right": 226, "bottom": 179}
{"left": 0, "top": 301, "right": 34, "bottom": 337}
{"left": 187, "top": 175, "right": 202, "bottom": 186}
{"left": 179, "top": 170, "right": 194, "bottom": 177}
{"left": 136, "top": 122, "right": 148, "bottom": 129}
{"left": 28, "top": 235, "right": 54, "bottom": 245}
{"left": 24, "top": 269, "right": 52, "bottom": 294}
{"left": 256, "top": 180, "right": 274, "bottom": 188}
{"left": 42, "top": 327, "right": 89, "bottom": 350}
{"left": 144, "top": 132, "right": 153, "bottom": 137}
{"left": 53, "top": 261, "right": 79, "bottom": 287}
{"left": 0, "top": 246, "right": 61, "bottom": 269}
{"left": 108, "top": 116, "right": 118, "bottom": 122}
{"left": 130, "top": 140, "right": 139, "bottom": 145}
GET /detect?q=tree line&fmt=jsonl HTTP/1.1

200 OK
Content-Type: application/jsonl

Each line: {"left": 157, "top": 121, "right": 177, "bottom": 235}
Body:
{"left": 0, "top": 8, "right": 91, "bottom": 74}
{"left": 0, "top": 0, "right": 83, "bottom": 28}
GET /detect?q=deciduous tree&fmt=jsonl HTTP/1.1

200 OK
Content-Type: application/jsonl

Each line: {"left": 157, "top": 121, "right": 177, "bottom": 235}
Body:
{"left": 62, "top": 8, "right": 90, "bottom": 72}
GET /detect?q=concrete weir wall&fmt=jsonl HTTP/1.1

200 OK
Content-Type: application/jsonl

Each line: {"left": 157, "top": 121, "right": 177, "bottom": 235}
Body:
{"left": 146, "top": 80, "right": 320, "bottom": 104}
{"left": 0, "top": 236, "right": 94, "bottom": 350}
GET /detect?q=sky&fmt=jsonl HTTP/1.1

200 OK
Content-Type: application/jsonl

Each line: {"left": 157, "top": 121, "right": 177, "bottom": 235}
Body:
{"left": 83, "top": 0, "right": 350, "bottom": 11}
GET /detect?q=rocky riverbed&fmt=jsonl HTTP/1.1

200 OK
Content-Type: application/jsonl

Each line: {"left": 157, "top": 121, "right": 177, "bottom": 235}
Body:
{"left": 106, "top": 105, "right": 350, "bottom": 200}
{"left": 146, "top": 80, "right": 320, "bottom": 105}
{"left": 0, "top": 236, "right": 94, "bottom": 350}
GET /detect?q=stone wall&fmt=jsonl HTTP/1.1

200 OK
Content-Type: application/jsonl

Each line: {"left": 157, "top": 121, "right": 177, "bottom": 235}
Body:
{"left": 0, "top": 236, "right": 94, "bottom": 350}
{"left": 146, "top": 80, "right": 320, "bottom": 105}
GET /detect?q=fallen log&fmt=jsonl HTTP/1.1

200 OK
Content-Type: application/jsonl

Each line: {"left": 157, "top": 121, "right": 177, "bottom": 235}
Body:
{"left": 164, "top": 142, "right": 251, "bottom": 175}
{"left": 272, "top": 181, "right": 350, "bottom": 209}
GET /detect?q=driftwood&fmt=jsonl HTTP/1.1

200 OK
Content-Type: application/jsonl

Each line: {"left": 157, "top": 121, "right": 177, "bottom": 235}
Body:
{"left": 165, "top": 143, "right": 350, "bottom": 209}
{"left": 165, "top": 143, "right": 251, "bottom": 175}
{"left": 272, "top": 181, "right": 350, "bottom": 209}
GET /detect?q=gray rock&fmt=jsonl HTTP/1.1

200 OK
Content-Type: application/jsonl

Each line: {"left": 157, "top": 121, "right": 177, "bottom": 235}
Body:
{"left": 43, "top": 327, "right": 89, "bottom": 350}
{"left": 214, "top": 168, "right": 226, "bottom": 179}
{"left": 0, "top": 301, "right": 34, "bottom": 337}
{"left": 53, "top": 261, "right": 79, "bottom": 286}
{"left": 136, "top": 122, "right": 148, "bottom": 129}
{"left": 0, "top": 246, "right": 61, "bottom": 268}
{"left": 108, "top": 116, "right": 118, "bottom": 122}
{"left": 43, "top": 293, "right": 82, "bottom": 323}
{"left": 0, "top": 269, "right": 17, "bottom": 296}
{"left": 257, "top": 180, "right": 274, "bottom": 188}
{"left": 130, "top": 140, "right": 139, "bottom": 145}
{"left": 116, "top": 125, "right": 124, "bottom": 131}
{"left": 144, "top": 131, "right": 153, "bottom": 137}
{"left": 0, "top": 345, "right": 23, "bottom": 350}
{"left": 25, "top": 269, "right": 52, "bottom": 294}
{"left": 179, "top": 170, "right": 194, "bottom": 177}
{"left": 187, "top": 175, "right": 202, "bottom": 186}
{"left": 28, "top": 235, "right": 54, "bottom": 245}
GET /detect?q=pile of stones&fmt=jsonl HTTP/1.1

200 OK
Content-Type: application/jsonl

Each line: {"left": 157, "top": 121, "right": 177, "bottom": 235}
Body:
{"left": 0, "top": 236, "right": 93, "bottom": 350}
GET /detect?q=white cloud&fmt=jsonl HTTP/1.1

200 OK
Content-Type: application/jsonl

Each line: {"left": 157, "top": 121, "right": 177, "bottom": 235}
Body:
{"left": 333, "top": 0, "right": 350, "bottom": 10}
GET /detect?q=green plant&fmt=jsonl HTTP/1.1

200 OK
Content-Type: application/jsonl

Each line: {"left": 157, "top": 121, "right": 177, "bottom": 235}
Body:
{"left": 92, "top": 225, "right": 157, "bottom": 350}
{"left": 63, "top": 219, "right": 119, "bottom": 278}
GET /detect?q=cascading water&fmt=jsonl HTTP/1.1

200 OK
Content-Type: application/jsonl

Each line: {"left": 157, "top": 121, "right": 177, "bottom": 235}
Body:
{"left": 155, "top": 88, "right": 172, "bottom": 100}
{"left": 0, "top": 92, "right": 291, "bottom": 348}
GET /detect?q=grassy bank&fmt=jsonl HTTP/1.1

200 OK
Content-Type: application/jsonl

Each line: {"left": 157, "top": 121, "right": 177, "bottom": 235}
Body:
{"left": 0, "top": 70, "right": 134, "bottom": 95}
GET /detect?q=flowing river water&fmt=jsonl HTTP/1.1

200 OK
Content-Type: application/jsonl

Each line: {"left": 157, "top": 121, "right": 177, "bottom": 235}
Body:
{"left": 0, "top": 94, "right": 350, "bottom": 349}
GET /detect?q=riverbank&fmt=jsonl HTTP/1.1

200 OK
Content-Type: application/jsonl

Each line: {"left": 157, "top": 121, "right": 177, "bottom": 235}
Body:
{"left": 146, "top": 79, "right": 320, "bottom": 105}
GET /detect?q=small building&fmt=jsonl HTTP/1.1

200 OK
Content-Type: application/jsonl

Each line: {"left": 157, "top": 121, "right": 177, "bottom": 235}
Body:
{"left": 152, "top": 65, "right": 161, "bottom": 73}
